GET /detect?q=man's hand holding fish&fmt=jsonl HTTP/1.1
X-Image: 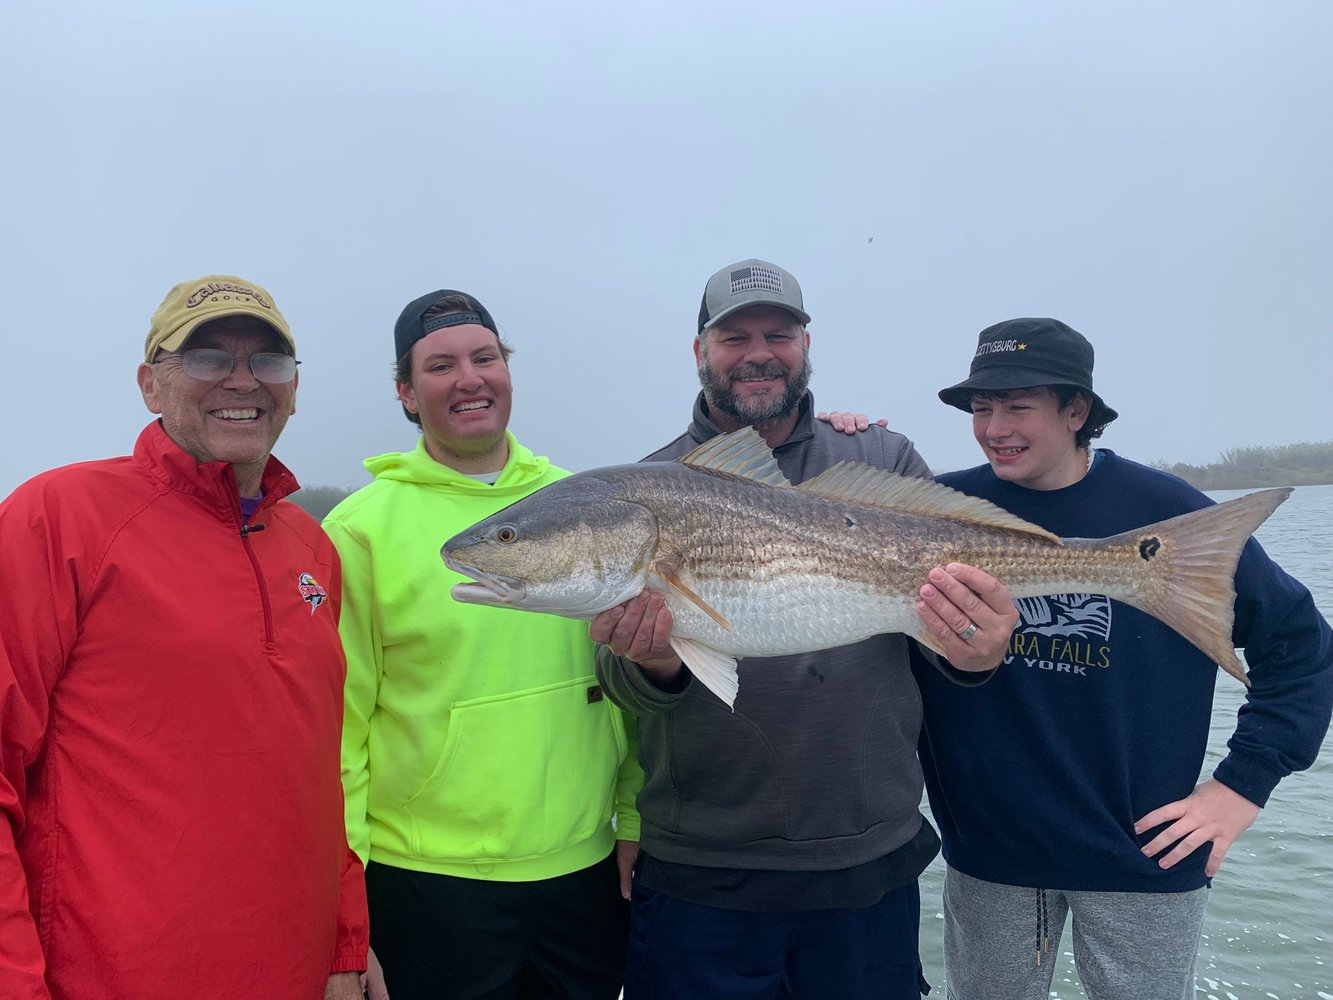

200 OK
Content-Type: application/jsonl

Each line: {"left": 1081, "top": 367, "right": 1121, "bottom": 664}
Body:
{"left": 590, "top": 590, "right": 682, "bottom": 684}
{"left": 913, "top": 561, "right": 1019, "bottom": 671}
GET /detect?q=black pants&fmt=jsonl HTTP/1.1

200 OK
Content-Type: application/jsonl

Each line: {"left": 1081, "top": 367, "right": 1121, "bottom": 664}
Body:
{"left": 366, "top": 853, "right": 629, "bottom": 1000}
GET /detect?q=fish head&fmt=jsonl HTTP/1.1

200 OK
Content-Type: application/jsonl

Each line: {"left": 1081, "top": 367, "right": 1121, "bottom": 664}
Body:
{"left": 442, "top": 474, "right": 658, "bottom": 619}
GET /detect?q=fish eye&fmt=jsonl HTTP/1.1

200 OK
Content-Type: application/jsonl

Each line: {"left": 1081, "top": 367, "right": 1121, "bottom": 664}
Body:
{"left": 495, "top": 525, "right": 518, "bottom": 544}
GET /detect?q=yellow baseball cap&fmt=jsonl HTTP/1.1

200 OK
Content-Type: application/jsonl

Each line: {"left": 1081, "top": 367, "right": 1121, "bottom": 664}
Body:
{"left": 144, "top": 275, "right": 294, "bottom": 362}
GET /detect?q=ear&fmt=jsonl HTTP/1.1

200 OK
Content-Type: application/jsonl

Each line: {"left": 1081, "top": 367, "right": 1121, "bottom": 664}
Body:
{"left": 137, "top": 362, "right": 164, "bottom": 414}
{"left": 395, "top": 378, "right": 419, "bottom": 415}
{"left": 692, "top": 335, "right": 703, "bottom": 366}
{"left": 288, "top": 368, "right": 299, "bottom": 417}
{"left": 1066, "top": 393, "right": 1090, "bottom": 433}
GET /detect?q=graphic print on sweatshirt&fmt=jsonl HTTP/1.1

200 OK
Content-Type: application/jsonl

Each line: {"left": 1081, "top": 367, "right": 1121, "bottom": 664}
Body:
{"left": 297, "top": 572, "right": 328, "bottom": 615}
{"left": 1006, "top": 593, "right": 1112, "bottom": 677}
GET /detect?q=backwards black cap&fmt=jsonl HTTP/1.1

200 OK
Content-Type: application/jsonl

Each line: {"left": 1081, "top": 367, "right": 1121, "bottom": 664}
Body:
{"left": 394, "top": 289, "right": 499, "bottom": 361}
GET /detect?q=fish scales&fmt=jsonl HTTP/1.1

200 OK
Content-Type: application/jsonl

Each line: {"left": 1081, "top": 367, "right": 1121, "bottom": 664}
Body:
{"left": 635, "top": 463, "right": 1143, "bottom": 628}
{"left": 442, "top": 427, "right": 1290, "bottom": 708}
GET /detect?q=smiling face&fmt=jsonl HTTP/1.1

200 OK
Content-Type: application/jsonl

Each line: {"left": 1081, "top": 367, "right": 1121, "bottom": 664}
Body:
{"left": 970, "top": 386, "right": 1089, "bottom": 491}
{"left": 397, "top": 323, "right": 513, "bottom": 474}
{"left": 695, "top": 305, "right": 812, "bottom": 433}
{"left": 137, "top": 316, "right": 297, "bottom": 497}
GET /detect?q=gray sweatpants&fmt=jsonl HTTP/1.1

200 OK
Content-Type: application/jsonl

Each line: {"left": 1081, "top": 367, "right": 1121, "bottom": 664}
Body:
{"left": 942, "top": 866, "right": 1209, "bottom": 1000}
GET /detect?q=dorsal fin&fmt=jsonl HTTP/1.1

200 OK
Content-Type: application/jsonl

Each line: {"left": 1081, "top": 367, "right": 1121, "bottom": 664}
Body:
{"left": 798, "top": 463, "right": 1062, "bottom": 543}
{"left": 679, "top": 427, "right": 791, "bottom": 487}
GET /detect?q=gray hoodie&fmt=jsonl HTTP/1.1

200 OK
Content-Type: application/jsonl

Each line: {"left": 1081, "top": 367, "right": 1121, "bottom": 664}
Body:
{"left": 597, "top": 392, "right": 965, "bottom": 875}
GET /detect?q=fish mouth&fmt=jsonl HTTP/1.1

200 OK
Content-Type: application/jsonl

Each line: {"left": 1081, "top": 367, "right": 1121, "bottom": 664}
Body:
{"left": 447, "top": 564, "right": 527, "bottom": 606}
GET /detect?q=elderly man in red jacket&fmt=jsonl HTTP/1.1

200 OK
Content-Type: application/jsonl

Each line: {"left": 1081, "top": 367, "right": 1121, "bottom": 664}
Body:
{"left": 0, "top": 275, "right": 369, "bottom": 1000}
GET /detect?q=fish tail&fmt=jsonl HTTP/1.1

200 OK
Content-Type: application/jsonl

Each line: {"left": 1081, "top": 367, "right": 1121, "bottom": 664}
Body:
{"left": 1101, "top": 487, "right": 1290, "bottom": 686}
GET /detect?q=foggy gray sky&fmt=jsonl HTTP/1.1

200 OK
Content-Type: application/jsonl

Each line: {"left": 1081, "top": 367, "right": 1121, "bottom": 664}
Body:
{"left": 3, "top": 1, "right": 1330, "bottom": 496}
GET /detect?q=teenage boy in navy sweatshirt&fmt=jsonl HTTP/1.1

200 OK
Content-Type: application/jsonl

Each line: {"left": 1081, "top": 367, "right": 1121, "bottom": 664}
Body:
{"left": 914, "top": 317, "right": 1333, "bottom": 1000}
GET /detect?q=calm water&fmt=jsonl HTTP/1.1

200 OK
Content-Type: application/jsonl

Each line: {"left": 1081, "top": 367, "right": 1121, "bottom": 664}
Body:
{"left": 917, "top": 483, "right": 1333, "bottom": 1000}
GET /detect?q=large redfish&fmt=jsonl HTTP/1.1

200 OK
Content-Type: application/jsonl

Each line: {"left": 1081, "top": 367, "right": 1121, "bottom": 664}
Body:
{"left": 442, "top": 428, "right": 1287, "bottom": 708}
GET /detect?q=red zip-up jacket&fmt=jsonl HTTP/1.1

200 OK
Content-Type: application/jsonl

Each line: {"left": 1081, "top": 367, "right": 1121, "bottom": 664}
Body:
{"left": 0, "top": 422, "right": 368, "bottom": 1000}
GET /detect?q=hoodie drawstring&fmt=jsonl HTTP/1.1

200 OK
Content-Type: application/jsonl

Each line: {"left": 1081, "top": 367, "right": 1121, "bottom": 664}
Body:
{"left": 1036, "top": 888, "right": 1050, "bottom": 965}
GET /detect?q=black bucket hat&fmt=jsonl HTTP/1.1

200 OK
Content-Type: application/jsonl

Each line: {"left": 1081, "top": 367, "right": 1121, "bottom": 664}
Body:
{"left": 938, "top": 317, "right": 1118, "bottom": 427}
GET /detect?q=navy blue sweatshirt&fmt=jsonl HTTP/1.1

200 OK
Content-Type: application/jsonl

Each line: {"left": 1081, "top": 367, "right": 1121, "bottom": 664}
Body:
{"left": 915, "top": 451, "right": 1333, "bottom": 892}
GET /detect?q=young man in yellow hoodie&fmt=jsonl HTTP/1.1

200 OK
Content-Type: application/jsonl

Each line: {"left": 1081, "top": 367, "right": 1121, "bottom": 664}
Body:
{"left": 324, "top": 290, "right": 642, "bottom": 1000}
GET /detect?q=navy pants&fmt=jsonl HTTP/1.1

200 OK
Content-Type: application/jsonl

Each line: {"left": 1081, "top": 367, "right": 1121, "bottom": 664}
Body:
{"left": 624, "top": 880, "right": 927, "bottom": 1000}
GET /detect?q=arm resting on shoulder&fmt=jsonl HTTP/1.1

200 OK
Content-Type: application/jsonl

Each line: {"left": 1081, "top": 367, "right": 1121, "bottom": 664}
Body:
{"left": 816, "top": 411, "right": 888, "bottom": 435}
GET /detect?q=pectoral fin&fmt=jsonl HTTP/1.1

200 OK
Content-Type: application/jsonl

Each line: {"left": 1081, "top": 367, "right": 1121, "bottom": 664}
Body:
{"left": 669, "top": 636, "right": 740, "bottom": 710}
{"left": 655, "top": 560, "right": 731, "bottom": 631}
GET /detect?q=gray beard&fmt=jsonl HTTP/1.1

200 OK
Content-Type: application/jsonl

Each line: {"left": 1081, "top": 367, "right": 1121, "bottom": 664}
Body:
{"left": 698, "top": 349, "right": 813, "bottom": 430}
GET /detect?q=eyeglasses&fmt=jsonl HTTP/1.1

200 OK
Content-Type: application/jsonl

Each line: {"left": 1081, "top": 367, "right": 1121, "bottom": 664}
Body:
{"left": 154, "top": 349, "right": 300, "bottom": 384}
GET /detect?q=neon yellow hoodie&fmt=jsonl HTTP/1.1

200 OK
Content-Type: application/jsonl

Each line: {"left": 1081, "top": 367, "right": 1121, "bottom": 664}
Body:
{"left": 324, "top": 433, "right": 641, "bottom": 881}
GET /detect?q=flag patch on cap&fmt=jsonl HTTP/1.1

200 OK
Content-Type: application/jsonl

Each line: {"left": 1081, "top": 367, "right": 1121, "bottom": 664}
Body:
{"left": 730, "top": 265, "right": 784, "bottom": 295}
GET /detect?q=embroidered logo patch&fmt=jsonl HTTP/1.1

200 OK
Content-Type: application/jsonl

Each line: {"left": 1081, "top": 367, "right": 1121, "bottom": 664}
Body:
{"left": 185, "top": 280, "right": 273, "bottom": 310}
{"left": 297, "top": 572, "right": 328, "bottom": 615}
{"left": 974, "top": 339, "right": 1028, "bottom": 357}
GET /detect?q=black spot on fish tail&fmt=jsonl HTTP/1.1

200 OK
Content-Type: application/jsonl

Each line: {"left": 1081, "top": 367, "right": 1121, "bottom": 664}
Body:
{"left": 1139, "top": 537, "right": 1161, "bottom": 561}
{"left": 806, "top": 665, "right": 826, "bottom": 684}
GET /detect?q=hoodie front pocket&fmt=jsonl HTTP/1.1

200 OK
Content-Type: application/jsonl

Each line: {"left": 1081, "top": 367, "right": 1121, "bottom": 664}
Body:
{"left": 404, "top": 674, "right": 625, "bottom": 863}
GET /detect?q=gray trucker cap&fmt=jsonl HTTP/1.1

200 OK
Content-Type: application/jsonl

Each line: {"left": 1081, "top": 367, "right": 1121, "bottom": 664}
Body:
{"left": 698, "top": 258, "right": 812, "bottom": 333}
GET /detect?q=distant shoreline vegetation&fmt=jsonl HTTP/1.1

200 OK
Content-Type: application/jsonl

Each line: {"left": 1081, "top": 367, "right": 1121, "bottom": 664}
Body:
{"left": 1151, "top": 440, "right": 1333, "bottom": 491}
{"left": 291, "top": 485, "right": 356, "bottom": 520}
{"left": 286, "top": 441, "right": 1333, "bottom": 520}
